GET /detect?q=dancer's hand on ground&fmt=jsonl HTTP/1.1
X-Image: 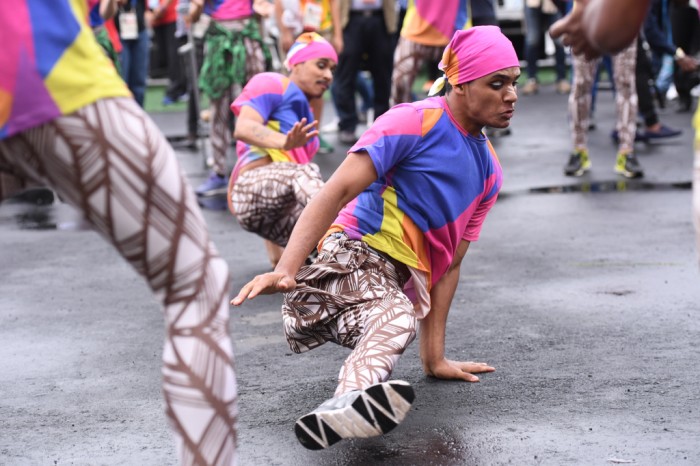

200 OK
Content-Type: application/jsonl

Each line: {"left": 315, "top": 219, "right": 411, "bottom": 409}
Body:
{"left": 423, "top": 358, "right": 495, "bottom": 382}
{"left": 283, "top": 118, "right": 319, "bottom": 150}
{"left": 230, "top": 272, "right": 297, "bottom": 305}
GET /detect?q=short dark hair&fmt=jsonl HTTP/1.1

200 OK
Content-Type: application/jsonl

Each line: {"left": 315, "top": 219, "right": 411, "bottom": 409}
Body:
{"left": 440, "top": 81, "right": 453, "bottom": 96}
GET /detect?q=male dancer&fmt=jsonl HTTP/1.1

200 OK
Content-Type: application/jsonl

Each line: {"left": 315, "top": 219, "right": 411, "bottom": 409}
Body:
{"left": 233, "top": 26, "right": 519, "bottom": 450}
{"left": 227, "top": 32, "right": 338, "bottom": 267}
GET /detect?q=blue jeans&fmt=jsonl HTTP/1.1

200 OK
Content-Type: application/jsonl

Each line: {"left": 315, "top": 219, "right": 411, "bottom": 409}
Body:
{"left": 120, "top": 29, "right": 150, "bottom": 107}
{"left": 524, "top": 6, "right": 568, "bottom": 81}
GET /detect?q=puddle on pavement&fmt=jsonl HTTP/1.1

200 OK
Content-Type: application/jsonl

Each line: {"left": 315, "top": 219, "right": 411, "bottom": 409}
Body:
{"left": 0, "top": 199, "right": 90, "bottom": 231}
{"left": 334, "top": 427, "right": 470, "bottom": 464}
{"left": 526, "top": 180, "right": 691, "bottom": 195}
{"left": 2, "top": 204, "right": 58, "bottom": 230}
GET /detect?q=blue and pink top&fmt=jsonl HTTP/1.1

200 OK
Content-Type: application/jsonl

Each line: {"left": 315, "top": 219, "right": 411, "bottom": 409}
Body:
{"left": 401, "top": 0, "right": 469, "bottom": 46}
{"left": 229, "top": 72, "right": 318, "bottom": 183}
{"left": 331, "top": 96, "right": 502, "bottom": 316}
{"left": 0, "top": 0, "right": 130, "bottom": 140}
{"left": 204, "top": 0, "right": 254, "bottom": 21}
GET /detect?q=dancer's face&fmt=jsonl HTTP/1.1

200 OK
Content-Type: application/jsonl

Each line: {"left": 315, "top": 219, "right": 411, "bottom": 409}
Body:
{"left": 449, "top": 66, "right": 520, "bottom": 136}
{"left": 291, "top": 58, "right": 336, "bottom": 99}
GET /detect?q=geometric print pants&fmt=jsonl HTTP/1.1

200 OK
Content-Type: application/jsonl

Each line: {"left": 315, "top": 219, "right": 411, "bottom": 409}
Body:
{"left": 569, "top": 38, "right": 638, "bottom": 154}
{"left": 230, "top": 162, "right": 323, "bottom": 247}
{"left": 0, "top": 98, "right": 237, "bottom": 465}
{"left": 282, "top": 233, "right": 417, "bottom": 397}
{"left": 391, "top": 37, "right": 443, "bottom": 104}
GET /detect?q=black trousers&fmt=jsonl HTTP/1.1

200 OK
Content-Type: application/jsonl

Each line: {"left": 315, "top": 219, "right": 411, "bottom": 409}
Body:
{"left": 332, "top": 12, "right": 393, "bottom": 132}
{"left": 636, "top": 37, "right": 659, "bottom": 128}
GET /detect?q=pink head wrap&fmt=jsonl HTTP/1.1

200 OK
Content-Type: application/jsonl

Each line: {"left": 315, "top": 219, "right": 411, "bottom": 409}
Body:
{"left": 439, "top": 26, "right": 520, "bottom": 86}
{"left": 284, "top": 32, "right": 338, "bottom": 71}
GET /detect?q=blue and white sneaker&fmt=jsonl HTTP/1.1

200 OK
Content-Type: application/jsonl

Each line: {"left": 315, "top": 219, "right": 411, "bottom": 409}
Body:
{"left": 294, "top": 380, "right": 415, "bottom": 450}
{"left": 195, "top": 171, "right": 227, "bottom": 197}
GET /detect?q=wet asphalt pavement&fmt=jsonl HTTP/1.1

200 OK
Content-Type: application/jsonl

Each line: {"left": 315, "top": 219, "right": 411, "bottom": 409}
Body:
{"left": 1, "top": 84, "right": 699, "bottom": 465}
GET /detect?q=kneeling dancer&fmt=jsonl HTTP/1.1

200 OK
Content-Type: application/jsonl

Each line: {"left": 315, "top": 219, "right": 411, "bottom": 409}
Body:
{"left": 227, "top": 32, "right": 337, "bottom": 267}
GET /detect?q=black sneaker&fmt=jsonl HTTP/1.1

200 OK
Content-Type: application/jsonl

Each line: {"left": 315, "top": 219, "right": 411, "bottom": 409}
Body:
{"left": 294, "top": 380, "right": 415, "bottom": 450}
{"left": 564, "top": 149, "right": 591, "bottom": 176}
{"left": 614, "top": 152, "right": 644, "bottom": 178}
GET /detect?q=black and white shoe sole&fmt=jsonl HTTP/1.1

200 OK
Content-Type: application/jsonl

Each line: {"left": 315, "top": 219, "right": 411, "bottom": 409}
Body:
{"left": 294, "top": 380, "right": 415, "bottom": 450}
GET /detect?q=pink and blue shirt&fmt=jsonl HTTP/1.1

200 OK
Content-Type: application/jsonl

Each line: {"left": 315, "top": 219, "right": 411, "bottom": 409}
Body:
{"left": 0, "top": 0, "right": 130, "bottom": 140}
{"left": 332, "top": 96, "right": 502, "bottom": 313}
{"left": 230, "top": 72, "right": 318, "bottom": 182}
{"left": 401, "top": 0, "right": 469, "bottom": 46}
{"left": 204, "top": 0, "right": 254, "bottom": 21}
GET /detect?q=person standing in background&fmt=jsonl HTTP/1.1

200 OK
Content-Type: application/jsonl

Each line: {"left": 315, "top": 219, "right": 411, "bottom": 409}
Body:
{"left": 115, "top": 0, "right": 150, "bottom": 106}
{"left": 521, "top": 0, "right": 570, "bottom": 95}
{"left": 188, "top": 0, "right": 272, "bottom": 200}
{"left": 151, "top": 0, "right": 189, "bottom": 105}
{"left": 332, "top": 0, "right": 397, "bottom": 145}
{"left": 391, "top": 0, "right": 469, "bottom": 104}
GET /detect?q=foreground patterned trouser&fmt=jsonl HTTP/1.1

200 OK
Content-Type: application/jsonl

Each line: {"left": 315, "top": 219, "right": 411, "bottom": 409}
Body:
{"left": 209, "top": 19, "right": 266, "bottom": 176}
{"left": 282, "top": 234, "right": 417, "bottom": 397}
{"left": 230, "top": 162, "right": 323, "bottom": 246}
{"left": 0, "top": 98, "right": 237, "bottom": 466}
{"left": 569, "top": 40, "right": 638, "bottom": 153}
{"left": 391, "top": 37, "right": 443, "bottom": 104}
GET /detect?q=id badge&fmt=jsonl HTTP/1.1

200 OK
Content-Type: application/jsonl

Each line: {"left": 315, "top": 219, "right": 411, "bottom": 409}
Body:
{"left": 302, "top": 2, "right": 323, "bottom": 31}
{"left": 119, "top": 11, "right": 138, "bottom": 40}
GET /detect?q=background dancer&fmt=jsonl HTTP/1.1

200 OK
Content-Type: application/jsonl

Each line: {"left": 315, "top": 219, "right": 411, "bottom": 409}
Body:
{"left": 227, "top": 32, "right": 337, "bottom": 267}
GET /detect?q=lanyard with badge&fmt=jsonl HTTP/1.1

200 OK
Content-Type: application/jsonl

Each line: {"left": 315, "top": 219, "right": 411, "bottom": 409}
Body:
{"left": 302, "top": 0, "right": 323, "bottom": 31}
{"left": 119, "top": 0, "right": 139, "bottom": 40}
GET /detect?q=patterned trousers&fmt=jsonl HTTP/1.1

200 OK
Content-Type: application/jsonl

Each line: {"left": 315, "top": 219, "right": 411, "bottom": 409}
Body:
{"left": 391, "top": 37, "right": 444, "bottom": 104}
{"left": 0, "top": 98, "right": 237, "bottom": 466}
{"left": 569, "top": 39, "right": 638, "bottom": 153}
{"left": 230, "top": 162, "right": 323, "bottom": 247}
{"left": 282, "top": 233, "right": 417, "bottom": 396}
{"left": 209, "top": 19, "right": 267, "bottom": 176}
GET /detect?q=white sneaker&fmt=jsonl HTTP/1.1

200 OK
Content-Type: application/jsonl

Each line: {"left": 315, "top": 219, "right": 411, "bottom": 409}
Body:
{"left": 321, "top": 116, "right": 340, "bottom": 133}
{"left": 294, "top": 380, "right": 415, "bottom": 450}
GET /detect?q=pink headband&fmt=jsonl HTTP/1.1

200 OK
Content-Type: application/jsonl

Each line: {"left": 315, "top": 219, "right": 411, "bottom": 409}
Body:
{"left": 439, "top": 26, "right": 520, "bottom": 86}
{"left": 284, "top": 32, "right": 338, "bottom": 71}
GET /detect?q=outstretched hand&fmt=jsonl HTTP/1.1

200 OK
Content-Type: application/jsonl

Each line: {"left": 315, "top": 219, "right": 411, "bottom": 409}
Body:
{"left": 423, "top": 358, "right": 495, "bottom": 382}
{"left": 283, "top": 118, "right": 319, "bottom": 150}
{"left": 230, "top": 272, "right": 297, "bottom": 306}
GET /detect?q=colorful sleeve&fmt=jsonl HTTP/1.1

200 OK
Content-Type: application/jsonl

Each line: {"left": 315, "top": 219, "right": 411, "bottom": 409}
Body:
{"left": 230, "top": 73, "right": 284, "bottom": 122}
{"left": 463, "top": 169, "right": 502, "bottom": 241}
{"left": 203, "top": 0, "right": 226, "bottom": 15}
{"left": 349, "top": 104, "right": 423, "bottom": 179}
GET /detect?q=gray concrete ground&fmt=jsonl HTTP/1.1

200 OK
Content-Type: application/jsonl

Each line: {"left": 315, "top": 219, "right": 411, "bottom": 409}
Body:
{"left": 1, "top": 85, "right": 699, "bottom": 465}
